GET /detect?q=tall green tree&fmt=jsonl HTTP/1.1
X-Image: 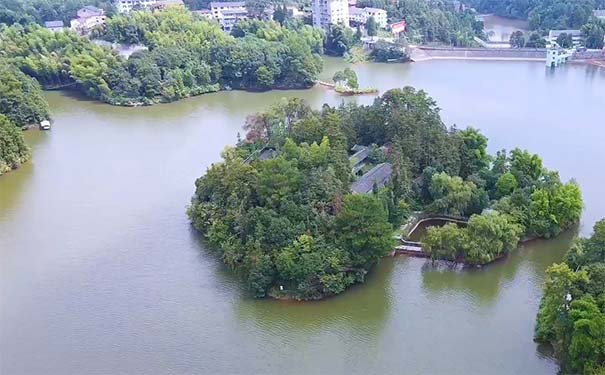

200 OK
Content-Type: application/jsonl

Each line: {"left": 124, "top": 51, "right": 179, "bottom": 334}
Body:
{"left": 0, "top": 64, "right": 50, "bottom": 127}
{"left": 0, "top": 114, "right": 30, "bottom": 175}
{"left": 509, "top": 30, "right": 525, "bottom": 48}
{"left": 366, "top": 15, "right": 378, "bottom": 37}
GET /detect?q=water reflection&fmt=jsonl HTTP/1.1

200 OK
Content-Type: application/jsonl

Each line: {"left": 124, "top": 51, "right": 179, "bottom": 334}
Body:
{"left": 0, "top": 131, "right": 45, "bottom": 219}
{"left": 233, "top": 259, "right": 393, "bottom": 340}
{"left": 421, "top": 228, "right": 576, "bottom": 307}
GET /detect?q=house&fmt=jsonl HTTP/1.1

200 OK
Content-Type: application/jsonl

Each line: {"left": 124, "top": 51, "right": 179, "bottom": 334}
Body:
{"left": 349, "top": 6, "right": 387, "bottom": 28}
{"left": 312, "top": 0, "right": 349, "bottom": 29}
{"left": 593, "top": 10, "right": 605, "bottom": 20}
{"left": 70, "top": 15, "right": 106, "bottom": 34}
{"left": 548, "top": 29, "right": 582, "bottom": 47}
{"left": 44, "top": 20, "right": 65, "bottom": 32}
{"left": 115, "top": 0, "right": 159, "bottom": 13}
{"left": 150, "top": 0, "right": 185, "bottom": 11}
{"left": 389, "top": 20, "right": 406, "bottom": 36}
{"left": 77, "top": 5, "right": 105, "bottom": 18}
{"left": 243, "top": 147, "right": 276, "bottom": 164}
{"left": 193, "top": 9, "right": 215, "bottom": 20}
{"left": 210, "top": 1, "right": 248, "bottom": 31}
{"left": 286, "top": 5, "right": 304, "bottom": 18}
{"left": 349, "top": 145, "right": 370, "bottom": 174}
{"left": 350, "top": 163, "right": 393, "bottom": 194}
{"left": 70, "top": 5, "right": 106, "bottom": 34}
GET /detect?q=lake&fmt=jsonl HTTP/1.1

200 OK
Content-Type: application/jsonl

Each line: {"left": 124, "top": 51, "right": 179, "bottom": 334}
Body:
{"left": 1, "top": 58, "right": 604, "bottom": 374}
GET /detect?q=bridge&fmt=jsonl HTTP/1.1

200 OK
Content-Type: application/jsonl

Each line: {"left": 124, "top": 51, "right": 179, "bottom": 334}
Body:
{"left": 392, "top": 215, "right": 469, "bottom": 258}
{"left": 394, "top": 240, "right": 427, "bottom": 257}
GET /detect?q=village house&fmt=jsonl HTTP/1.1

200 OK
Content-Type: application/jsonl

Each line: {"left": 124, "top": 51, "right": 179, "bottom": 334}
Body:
{"left": 44, "top": 20, "right": 65, "bottom": 32}
{"left": 70, "top": 5, "right": 106, "bottom": 34}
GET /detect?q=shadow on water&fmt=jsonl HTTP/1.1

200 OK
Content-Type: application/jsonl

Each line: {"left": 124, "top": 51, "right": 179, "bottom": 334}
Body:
{"left": 0, "top": 131, "right": 46, "bottom": 218}
{"left": 232, "top": 259, "right": 393, "bottom": 339}
{"left": 187, "top": 225, "right": 245, "bottom": 296}
{"left": 0, "top": 162, "right": 35, "bottom": 218}
{"left": 420, "top": 227, "right": 578, "bottom": 307}
{"left": 188, "top": 218, "right": 393, "bottom": 343}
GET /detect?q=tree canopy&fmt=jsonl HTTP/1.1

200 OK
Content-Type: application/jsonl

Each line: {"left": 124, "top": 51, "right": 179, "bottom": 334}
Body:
{"left": 0, "top": 9, "right": 323, "bottom": 106}
{"left": 0, "top": 0, "right": 114, "bottom": 26}
{"left": 535, "top": 219, "right": 605, "bottom": 374}
{"left": 189, "top": 87, "right": 583, "bottom": 298}
{"left": 0, "top": 64, "right": 50, "bottom": 127}
{"left": 466, "top": 0, "right": 601, "bottom": 31}
{"left": 0, "top": 114, "right": 30, "bottom": 175}
{"left": 357, "top": 0, "right": 485, "bottom": 46}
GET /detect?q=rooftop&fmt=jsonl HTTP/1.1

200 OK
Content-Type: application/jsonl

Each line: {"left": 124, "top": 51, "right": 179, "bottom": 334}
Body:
{"left": 362, "top": 7, "right": 386, "bottom": 13}
{"left": 44, "top": 20, "right": 64, "bottom": 28}
{"left": 350, "top": 162, "right": 393, "bottom": 194}
{"left": 348, "top": 145, "right": 369, "bottom": 166}
{"left": 79, "top": 5, "right": 104, "bottom": 15}
{"left": 349, "top": 6, "right": 385, "bottom": 14}
{"left": 210, "top": 1, "right": 246, "bottom": 8}
{"left": 593, "top": 9, "right": 605, "bottom": 18}
{"left": 82, "top": 5, "right": 102, "bottom": 11}
{"left": 548, "top": 29, "right": 582, "bottom": 39}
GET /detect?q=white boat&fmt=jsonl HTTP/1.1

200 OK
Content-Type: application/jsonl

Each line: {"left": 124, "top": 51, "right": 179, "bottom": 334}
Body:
{"left": 40, "top": 120, "right": 51, "bottom": 130}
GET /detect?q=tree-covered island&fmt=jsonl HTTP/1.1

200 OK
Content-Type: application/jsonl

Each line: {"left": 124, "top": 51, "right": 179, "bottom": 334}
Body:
{"left": 0, "top": 9, "right": 323, "bottom": 107}
{"left": 188, "top": 87, "right": 583, "bottom": 300}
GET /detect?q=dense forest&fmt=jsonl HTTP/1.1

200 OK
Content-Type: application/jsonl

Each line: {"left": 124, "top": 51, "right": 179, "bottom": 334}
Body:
{"left": 0, "top": 64, "right": 50, "bottom": 127}
{"left": 535, "top": 220, "right": 605, "bottom": 375}
{"left": 355, "top": 0, "right": 485, "bottom": 46}
{"left": 0, "top": 115, "right": 30, "bottom": 176}
{"left": 188, "top": 87, "right": 582, "bottom": 299}
{"left": 0, "top": 64, "right": 48, "bottom": 175}
{"left": 0, "top": 9, "right": 322, "bottom": 106}
{"left": 422, "top": 147, "right": 583, "bottom": 264}
{"left": 0, "top": 0, "right": 114, "bottom": 25}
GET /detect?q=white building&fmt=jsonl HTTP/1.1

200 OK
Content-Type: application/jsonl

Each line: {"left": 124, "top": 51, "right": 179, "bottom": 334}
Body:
{"left": 150, "top": 0, "right": 185, "bottom": 11}
{"left": 548, "top": 29, "right": 582, "bottom": 48}
{"left": 70, "top": 15, "right": 106, "bottom": 34}
{"left": 313, "top": 0, "right": 349, "bottom": 29}
{"left": 77, "top": 5, "right": 105, "bottom": 18}
{"left": 44, "top": 20, "right": 65, "bottom": 32}
{"left": 209, "top": 1, "right": 248, "bottom": 31}
{"left": 70, "top": 6, "right": 106, "bottom": 34}
{"left": 546, "top": 47, "right": 572, "bottom": 68}
{"left": 593, "top": 10, "right": 605, "bottom": 20}
{"left": 348, "top": 6, "right": 386, "bottom": 28}
{"left": 115, "top": 0, "right": 158, "bottom": 14}
{"left": 193, "top": 9, "right": 215, "bottom": 20}
{"left": 286, "top": 6, "right": 304, "bottom": 18}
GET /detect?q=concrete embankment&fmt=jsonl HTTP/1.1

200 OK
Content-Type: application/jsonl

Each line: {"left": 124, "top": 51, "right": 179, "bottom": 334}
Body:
{"left": 409, "top": 46, "right": 605, "bottom": 64}
{"left": 410, "top": 46, "right": 546, "bottom": 62}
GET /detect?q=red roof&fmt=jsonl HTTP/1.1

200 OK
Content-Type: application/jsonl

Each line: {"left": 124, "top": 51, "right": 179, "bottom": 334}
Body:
{"left": 390, "top": 20, "right": 406, "bottom": 34}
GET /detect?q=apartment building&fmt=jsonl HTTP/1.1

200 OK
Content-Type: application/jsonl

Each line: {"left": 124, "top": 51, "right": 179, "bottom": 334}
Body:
{"left": 312, "top": 0, "right": 349, "bottom": 29}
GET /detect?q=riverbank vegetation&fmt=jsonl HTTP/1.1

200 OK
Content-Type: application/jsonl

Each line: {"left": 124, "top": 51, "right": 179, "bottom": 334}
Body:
{"left": 0, "top": 9, "right": 322, "bottom": 106}
{"left": 189, "top": 87, "right": 582, "bottom": 298}
{"left": 0, "top": 115, "right": 30, "bottom": 176}
{"left": 466, "top": 0, "right": 605, "bottom": 48}
{"left": 332, "top": 68, "right": 378, "bottom": 95}
{"left": 0, "top": 0, "right": 114, "bottom": 26}
{"left": 356, "top": 0, "right": 485, "bottom": 46}
{"left": 535, "top": 219, "right": 605, "bottom": 375}
{"left": 421, "top": 146, "right": 582, "bottom": 264}
{"left": 0, "top": 64, "right": 50, "bottom": 128}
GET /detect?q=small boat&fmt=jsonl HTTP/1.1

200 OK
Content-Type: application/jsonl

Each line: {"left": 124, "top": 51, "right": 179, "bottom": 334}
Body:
{"left": 39, "top": 120, "right": 51, "bottom": 130}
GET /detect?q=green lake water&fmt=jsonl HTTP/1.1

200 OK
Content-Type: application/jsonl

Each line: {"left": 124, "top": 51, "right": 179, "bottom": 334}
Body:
{"left": 1, "top": 58, "right": 604, "bottom": 374}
